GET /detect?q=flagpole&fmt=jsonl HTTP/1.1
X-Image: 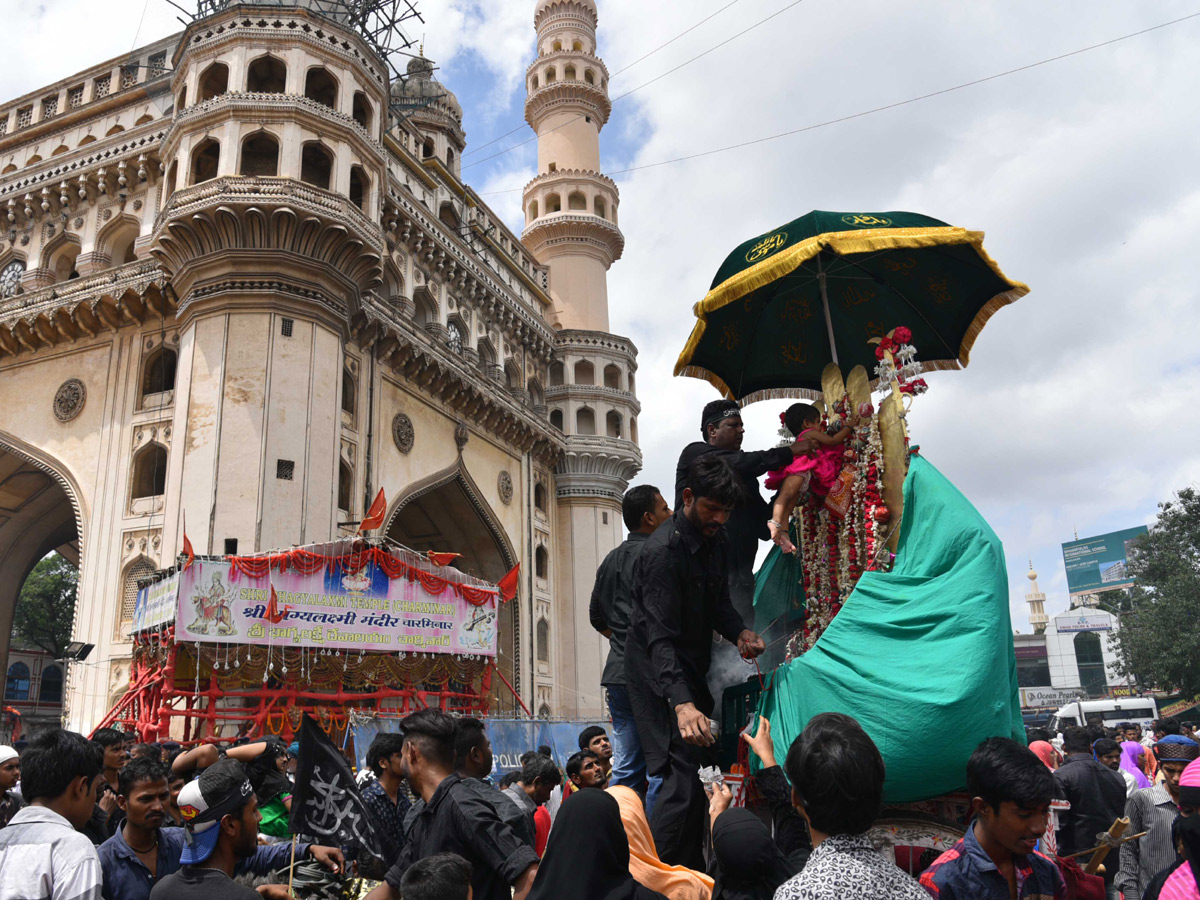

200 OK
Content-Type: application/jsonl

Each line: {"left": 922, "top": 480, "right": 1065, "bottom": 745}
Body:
{"left": 288, "top": 833, "right": 297, "bottom": 895}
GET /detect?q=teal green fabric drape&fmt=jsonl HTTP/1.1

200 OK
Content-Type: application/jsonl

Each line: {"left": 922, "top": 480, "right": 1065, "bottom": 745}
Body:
{"left": 754, "top": 454, "right": 1023, "bottom": 802}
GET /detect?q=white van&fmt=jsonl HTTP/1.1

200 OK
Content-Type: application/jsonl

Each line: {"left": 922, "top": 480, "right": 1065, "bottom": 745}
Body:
{"left": 1049, "top": 698, "right": 1160, "bottom": 734}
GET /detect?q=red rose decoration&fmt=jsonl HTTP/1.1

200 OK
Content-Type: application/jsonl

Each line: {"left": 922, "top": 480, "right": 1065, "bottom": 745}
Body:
{"left": 892, "top": 326, "right": 912, "bottom": 344}
{"left": 779, "top": 411, "right": 787, "bottom": 425}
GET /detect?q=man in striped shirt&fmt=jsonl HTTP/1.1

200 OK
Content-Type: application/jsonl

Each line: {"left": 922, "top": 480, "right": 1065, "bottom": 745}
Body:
{"left": 1117, "top": 735, "right": 1200, "bottom": 900}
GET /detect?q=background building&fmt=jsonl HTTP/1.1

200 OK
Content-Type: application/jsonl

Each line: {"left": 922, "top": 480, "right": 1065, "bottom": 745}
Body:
{"left": 0, "top": 0, "right": 639, "bottom": 729}
{"left": 2, "top": 644, "right": 65, "bottom": 741}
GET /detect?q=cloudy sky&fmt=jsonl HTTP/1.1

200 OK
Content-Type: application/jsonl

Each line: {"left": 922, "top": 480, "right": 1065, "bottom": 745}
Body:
{"left": 9, "top": 0, "right": 1199, "bottom": 630}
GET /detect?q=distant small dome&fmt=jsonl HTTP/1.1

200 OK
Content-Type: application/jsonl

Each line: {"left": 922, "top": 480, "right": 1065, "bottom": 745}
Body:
{"left": 391, "top": 54, "right": 462, "bottom": 121}
{"left": 536, "top": 0, "right": 597, "bottom": 15}
{"left": 1027, "top": 568, "right": 1038, "bottom": 581}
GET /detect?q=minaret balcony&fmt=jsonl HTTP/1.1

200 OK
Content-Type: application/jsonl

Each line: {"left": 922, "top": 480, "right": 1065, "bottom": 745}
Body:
{"left": 521, "top": 213, "right": 624, "bottom": 267}
{"left": 524, "top": 79, "right": 611, "bottom": 130}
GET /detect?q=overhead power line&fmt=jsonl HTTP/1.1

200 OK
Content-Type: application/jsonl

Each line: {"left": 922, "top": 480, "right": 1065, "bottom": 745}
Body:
{"left": 478, "top": 11, "right": 1200, "bottom": 194}
{"left": 462, "top": 0, "right": 745, "bottom": 160}
{"left": 462, "top": 0, "right": 805, "bottom": 171}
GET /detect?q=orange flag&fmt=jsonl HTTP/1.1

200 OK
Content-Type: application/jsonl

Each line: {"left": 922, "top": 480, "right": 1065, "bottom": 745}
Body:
{"left": 181, "top": 512, "right": 195, "bottom": 573}
{"left": 264, "top": 584, "right": 292, "bottom": 623}
{"left": 358, "top": 488, "right": 387, "bottom": 534}
{"left": 427, "top": 551, "right": 463, "bottom": 568}
{"left": 497, "top": 563, "right": 520, "bottom": 602}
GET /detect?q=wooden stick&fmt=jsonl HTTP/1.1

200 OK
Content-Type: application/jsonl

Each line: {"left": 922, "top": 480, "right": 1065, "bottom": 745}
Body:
{"left": 1063, "top": 831, "right": 1148, "bottom": 859}
{"left": 1084, "top": 817, "right": 1130, "bottom": 875}
{"left": 287, "top": 833, "right": 298, "bottom": 897}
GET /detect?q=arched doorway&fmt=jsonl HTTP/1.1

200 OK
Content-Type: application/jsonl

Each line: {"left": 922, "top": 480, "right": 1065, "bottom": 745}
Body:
{"left": 0, "top": 432, "right": 84, "bottom": 684}
{"left": 385, "top": 465, "right": 522, "bottom": 714}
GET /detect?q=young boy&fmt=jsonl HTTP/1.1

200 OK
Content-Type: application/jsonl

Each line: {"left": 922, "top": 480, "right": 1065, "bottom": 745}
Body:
{"left": 920, "top": 737, "right": 1066, "bottom": 899}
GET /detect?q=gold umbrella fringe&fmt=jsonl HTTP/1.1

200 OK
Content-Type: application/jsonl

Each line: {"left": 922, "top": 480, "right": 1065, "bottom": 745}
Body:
{"left": 163, "top": 644, "right": 486, "bottom": 692}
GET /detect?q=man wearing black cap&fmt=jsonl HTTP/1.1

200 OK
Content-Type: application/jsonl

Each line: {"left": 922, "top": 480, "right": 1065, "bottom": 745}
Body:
{"left": 1118, "top": 735, "right": 1200, "bottom": 900}
{"left": 674, "top": 399, "right": 814, "bottom": 634}
{"left": 149, "top": 759, "right": 302, "bottom": 900}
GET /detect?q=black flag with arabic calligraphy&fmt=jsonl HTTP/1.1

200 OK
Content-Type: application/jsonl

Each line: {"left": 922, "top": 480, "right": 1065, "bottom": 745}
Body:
{"left": 288, "top": 714, "right": 389, "bottom": 865}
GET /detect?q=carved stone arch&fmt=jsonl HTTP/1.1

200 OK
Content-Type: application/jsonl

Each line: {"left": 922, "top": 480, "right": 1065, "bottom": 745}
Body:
{"left": 0, "top": 429, "right": 87, "bottom": 683}
{"left": 95, "top": 211, "right": 142, "bottom": 266}
{"left": 383, "top": 461, "right": 522, "bottom": 704}
{"left": 41, "top": 229, "right": 83, "bottom": 282}
{"left": 382, "top": 258, "right": 404, "bottom": 301}
{"left": 503, "top": 358, "right": 522, "bottom": 391}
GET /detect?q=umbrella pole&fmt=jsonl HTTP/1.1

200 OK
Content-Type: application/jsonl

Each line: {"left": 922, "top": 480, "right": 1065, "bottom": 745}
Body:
{"left": 817, "top": 255, "right": 839, "bottom": 366}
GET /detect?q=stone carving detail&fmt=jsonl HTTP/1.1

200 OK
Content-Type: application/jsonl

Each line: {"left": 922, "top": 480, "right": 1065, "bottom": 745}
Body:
{"left": 498, "top": 470, "right": 513, "bottom": 506}
{"left": 454, "top": 420, "right": 469, "bottom": 452}
{"left": 391, "top": 413, "right": 414, "bottom": 454}
{"left": 53, "top": 378, "right": 86, "bottom": 421}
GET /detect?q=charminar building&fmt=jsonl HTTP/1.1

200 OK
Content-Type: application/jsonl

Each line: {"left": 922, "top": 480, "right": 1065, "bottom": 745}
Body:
{"left": 0, "top": 0, "right": 638, "bottom": 729}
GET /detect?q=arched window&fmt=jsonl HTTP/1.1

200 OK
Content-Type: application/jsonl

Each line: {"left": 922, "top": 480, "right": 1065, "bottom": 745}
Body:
{"left": 630, "top": 417, "right": 638, "bottom": 443}
{"left": 530, "top": 75, "right": 539, "bottom": 90}
{"left": 239, "top": 131, "right": 279, "bottom": 177}
{"left": 422, "top": 138, "right": 435, "bottom": 159}
{"left": 549, "top": 409, "right": 564, "bottom": 431}
{"left": 584, "top": 69, "right": 595, "bottom": 85}
{"left": 535, "top": 545, "right": 548, "bottom": 579}
{"left": 549, "top": 361, "right": 564, "bottom": 386}
{"left": 603, "top": 364, "right": 621, "bottom": 389}
{"left": 573, "top": 40, "right": 584, "bottom": 51}
{"left": 191, "top": 138, "right": 220, "bottom": 185}
{"left": 535, "top": 482, "right": 547, "bottom": 512}
{"left": 546, "top": 67, "right": 557, "bottom": 83}
{"left": 576, "top": 407, "right": 596, "bottom": 435}
{"left": 446, "top": 148, "right": 454, "bottom": 169}
{"left": 606, "top": 410, "right": 622, "bottom": 439}
{"left": 164, "top": 161, "right": 178, "bottom": 201}
{"left": 628, "top": 372, "right": 636, "bottom": 393}
{"left": 121, "top": 559, "right": 155, "bottom": 630}
{"left": 349, "top": 165, "right": 368, "bottom": 211}
{"left": 304, "top": 67, "right": 338, "bottom": 108}
{"left": 247, "top": 55, "right": 286, "bottom": 93}
{"left": 352, "top": 92, "right": 371, "bottom": 129}
{"left": 49, "top": 242, "right": 81, "bottom": 282}
{"left": 594, "top": 196, "right": 607, "bottom": 219}
{"left": 537, "top": 618, "right": 550, "bottom": 662}
{"left": 545, "top": 193, "right": 561, "bottom": 213}
{"left": 573, "top": 360, "right": 594, "bottom": 385}
{"left": 552, "top": 40, "right": 562, "bottom": 52}
{"left": 446, "top": 321, "right": 463, "bottom": 354}
{"left": 105, "top": 221, "right": 139, "bottom": 265}
{"left": 413, "top": 289, "right": 437, "bottom": 329}
{"left": 527, "top": 378, "right": 544, "bottom": 407}
{"left": 39, "top": 665, "right": 63, "bottom": 703}
{"left": 568, "top": 191, "right": 587, "bottom": 211}
{"left": 338, "top": 461, "right": 353, "bottom": 512}
{"left": 198, "top": 62, "right": 228, "bottom": 102}
{"left": 341, "top": 366, "right": 356, "bottom": 415}
{"left": 143, "top": 346, "right": 177, "bottom": 397}
{"left": 300, "top": 142, "right": 333, "bottom": 190}
{"left": 528, "top": 200, "right": 539, "bottom": 221}
{"left": 564, "top": 65, "right": 576, "bottom": 81}
{"left": 132, "top": 444, "right": 168, "bottom": 499}
{"left": 1074, "top": 631, "right": 1108, "bottom": 696}
{"left": 177, "top": 86, "right": 187, "bottom": 110}
{"left": 4, "top": 663, "right": 30, "bottom": 701}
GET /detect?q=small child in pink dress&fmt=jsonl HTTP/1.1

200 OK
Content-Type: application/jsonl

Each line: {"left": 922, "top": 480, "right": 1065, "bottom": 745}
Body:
{"left": 765, "top": 402, "right": 858, "bottom": 554}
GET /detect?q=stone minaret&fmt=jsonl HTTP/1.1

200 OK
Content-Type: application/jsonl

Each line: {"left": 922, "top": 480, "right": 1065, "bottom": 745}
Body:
{"left": 523, "top": 0, "right": 640, "bottom": 716}
{"left": 522, "top": 0, "right": 623, "bottom": 332}
{"left": 1026, "top": 562, "right": 1049, "bottom": 634}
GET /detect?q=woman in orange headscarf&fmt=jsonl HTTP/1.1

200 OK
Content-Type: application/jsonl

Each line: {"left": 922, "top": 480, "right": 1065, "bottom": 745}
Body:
{"left": 607, "top": 785, "right": 714, "bottom": 900}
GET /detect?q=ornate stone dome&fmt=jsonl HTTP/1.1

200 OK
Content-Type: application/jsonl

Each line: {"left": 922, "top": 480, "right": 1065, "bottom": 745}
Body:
{"left": 390, "top": 54, "right": 462, "bottom": 123}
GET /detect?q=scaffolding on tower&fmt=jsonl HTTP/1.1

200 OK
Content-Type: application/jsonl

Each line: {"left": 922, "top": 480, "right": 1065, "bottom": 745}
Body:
{"left": 92, "top": 538, "right": 515, "bottom": 744}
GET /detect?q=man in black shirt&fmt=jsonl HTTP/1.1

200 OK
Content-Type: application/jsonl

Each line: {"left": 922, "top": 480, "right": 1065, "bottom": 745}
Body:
{"left": 626, "top": 454, "right": 765, "bottom": 868}
{"left": 367, "top": 709, "right": 539, "bottom": 900}
{"left": 590, "top": 485, "right": 672, "bottom": 807}
{"left": 674, "top": 400, "right": 814, "bottom": 629}
{"left": 1053, "top": 725, "right": 1127, "bottom": 897}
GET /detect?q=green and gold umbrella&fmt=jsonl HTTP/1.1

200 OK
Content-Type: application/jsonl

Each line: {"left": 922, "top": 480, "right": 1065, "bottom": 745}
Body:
{"left": 674, "top": 210, "right": 1028, "bottom": 403}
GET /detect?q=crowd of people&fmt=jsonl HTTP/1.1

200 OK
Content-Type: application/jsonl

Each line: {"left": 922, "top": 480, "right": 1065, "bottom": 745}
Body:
{"left": 4, "top": 404, "right": 1200, "bottom": 900}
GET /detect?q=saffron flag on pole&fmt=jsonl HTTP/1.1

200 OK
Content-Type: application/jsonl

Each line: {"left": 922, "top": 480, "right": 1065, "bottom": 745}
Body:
{"left": 181, "top": 512, "right": 195, "bottom": 573}
{"left": 497, "top": 563, "right": 520, "bottom": 602}
{"left": 426, "top": 551, "right": 463, "bottom": 568}
{"left": 358, "top": 488, "right": 387, "bottom": 534}
{"left": 288, "top": 715, "right": 389, "bottom": 865}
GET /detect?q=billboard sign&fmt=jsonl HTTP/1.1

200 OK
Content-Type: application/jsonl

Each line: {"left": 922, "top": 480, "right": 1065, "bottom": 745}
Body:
{"left": 173, "top": 558, "right": 498, "bottom": 657}
{"left": 1062, "top": 526, "right": 1149, "bottom": 598}
{"left": 134, "top": 571, "right": 181, "bottom": 632}
{"left": 1056, "top": 613, "right": 1113, "bottom": 633}
{"left": 1020, "top": 687, "right": 1078, "bottom": 709}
